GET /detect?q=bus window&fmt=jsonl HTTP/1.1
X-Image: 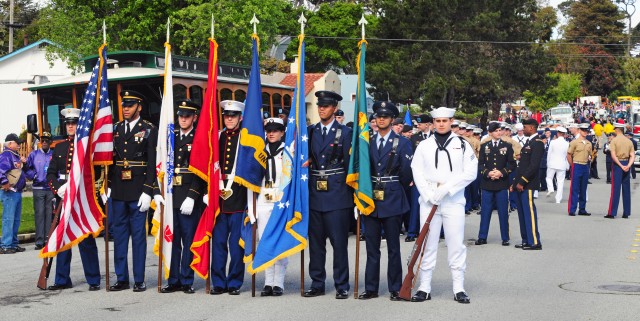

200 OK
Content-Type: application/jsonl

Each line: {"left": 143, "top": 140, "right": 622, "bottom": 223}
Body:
{"left": 283, "top": 94, "right": 291, "bottom": 108}
{"left": 40, "top": 88, "right": 73, "bottom": 140}
{"left": 234, "top": 89, "right": 246, "bottom": 103}
{"left": 189, "top": 86, "right": 203, "bottom": 106}
{"left": 273, "top": 93, "right": 282, "bottom": 108}
{"left": 220, "top": 88, "right": 233, "bottom": 101}
{"left": 174, "top": 84, "right": 187, "bottom": 102}
{"left": 262, "top": 92, "right": 271, "bottom": 116}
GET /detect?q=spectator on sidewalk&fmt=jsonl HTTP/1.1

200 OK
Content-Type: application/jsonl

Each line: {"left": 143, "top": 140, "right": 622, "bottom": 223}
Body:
{"left": 25, "top": 132, "right": 54, "bottom": 250}
{"left": 0, "top": 133, "right": 27, "bottom": 254}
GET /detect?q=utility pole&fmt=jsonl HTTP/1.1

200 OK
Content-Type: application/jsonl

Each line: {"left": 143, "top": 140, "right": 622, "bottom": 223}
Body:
{"left": 617, "top": 0, "right": 636, "bottom": 57}
{"left": 9, "top": 0, "right": 14, "bottom": 53}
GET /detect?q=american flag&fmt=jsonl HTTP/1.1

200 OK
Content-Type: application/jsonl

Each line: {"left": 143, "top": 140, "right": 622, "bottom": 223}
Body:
{"left": 40, "top": 44, "right": 113, "bottom": 258}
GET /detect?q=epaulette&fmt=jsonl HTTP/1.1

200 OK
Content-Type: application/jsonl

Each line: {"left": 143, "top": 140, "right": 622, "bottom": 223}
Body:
{"left": 143, "top": 119, "right": 156, "bottom": 128}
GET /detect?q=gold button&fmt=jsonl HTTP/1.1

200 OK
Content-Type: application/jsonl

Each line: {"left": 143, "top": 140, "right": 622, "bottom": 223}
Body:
{"left": 124, "top": 149, "right": 127, "bottom": 152}
{"left": 124, "top": 142, "right": 127, "bottom": 145}
{"left": 227, "top": 149, "right": 230, "bottom": 151}
{"left": 227, "top": 142, "right": 231, "bottom": 146}
{"left": 226, "top": 161, "right": 229, "bottom": 164}
{"left": 224, "top": 167, "right": 228, "bottom": 170}
{"left": 178, "top": 156, "right": 182, "bottom": 159}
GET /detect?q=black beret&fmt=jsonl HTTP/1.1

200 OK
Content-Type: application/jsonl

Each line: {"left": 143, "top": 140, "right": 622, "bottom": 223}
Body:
{"left": 277, "top": 108, "right": 289, "bottom": 116}
{"left": 369, "top": 113, "right": 376, "bottom": 122}
{"left": 487, "top": 122, "right": 501, "bottom": 133}
{"left": 334, "top": 109, "right": 344, "bottom": 117}
{"left": 402, "top": 125, "right": 413, "bottom": 133}
{"left": 315, "top": 90, "right": 342, "bottom": 106}
{"left": 415, "top": 114, "right": 433, "bottom": 124}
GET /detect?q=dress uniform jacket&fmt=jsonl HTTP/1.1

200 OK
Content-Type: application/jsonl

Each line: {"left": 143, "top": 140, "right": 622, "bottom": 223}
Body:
{"left": 478, "top": 140, "right": 515, "bottom": 191}
{"left": 110, "top": 119, "right": 158, "bottom": 201}
{"left": 369, "top": 131, "right": 414, "bottom": 217}
{"left": 410, "top": 131, "right": 430, "bottom": 151}
{"left": 512, "top": 135, "right": 545, "bottom": 190}
{"left": 46, "top": 136, "right": 100, "bottom": 287}
{"left": 173, "top": 130, "right": 204, "bottom": 209}
{"left": 308, "top": 121, "right": 353, "bottom": 211}
{"left": 219, "top": 128, "right": 247, "bottom": 213}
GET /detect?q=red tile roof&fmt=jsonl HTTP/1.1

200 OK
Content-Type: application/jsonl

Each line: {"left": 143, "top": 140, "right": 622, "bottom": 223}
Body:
{"left": 279, "top": 73, "right": 325, "bottom": 96}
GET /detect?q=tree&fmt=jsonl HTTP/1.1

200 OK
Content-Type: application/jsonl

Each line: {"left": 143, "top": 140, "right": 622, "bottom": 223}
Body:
{"left": 0, "top": 0, "right": 39, "bottom": 55}
{"left": 622, "top": 57, "right": 640, "bottom": 95}
{"left": 285, "top": 2, "right": 378, "bottom": 73}
{"left": 564, "top": 0, "right": 625, "bottom": 55}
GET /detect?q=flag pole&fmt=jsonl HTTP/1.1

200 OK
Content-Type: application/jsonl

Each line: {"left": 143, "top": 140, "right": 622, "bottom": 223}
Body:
{"left": 103, "top": 166, "right": 110, "bottom": 291}
{"left": 251, "top": 193, "right": 257, "bottom": 297}
{"left": 205, "top": 14, "right": 214, "bottom": 295}
{"left": 355, "top": 211, "right": 360, "bottom": 299}
{"left": 298, "top": 11, "right": 307, "bottom": 298}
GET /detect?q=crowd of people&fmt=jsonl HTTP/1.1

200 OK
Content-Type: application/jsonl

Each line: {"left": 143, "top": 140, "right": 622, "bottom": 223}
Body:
{"left": 0, "top": 91, "right": 636, "bottom": 304}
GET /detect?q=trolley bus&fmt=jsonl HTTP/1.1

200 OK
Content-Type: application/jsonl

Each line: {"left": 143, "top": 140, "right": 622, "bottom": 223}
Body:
{"left": 25, "top": 50, "right": 294, "bottom": 142}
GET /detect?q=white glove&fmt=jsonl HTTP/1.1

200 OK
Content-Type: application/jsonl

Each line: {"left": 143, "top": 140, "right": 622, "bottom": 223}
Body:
{"left": 100, "top": 188, "right": 111, "bottom": 204}
{"left": 180, "top": 197, "right": 195, "bottom": 215}
{"left": 137, "top": 193, "right": 152, "bottom": 212}
{"left": 429, "top": 186, "right": 449, "bottom": 205}
{"left": 203, "top": 194, "right": 209, "bottom": 206}
{"left": 353, "top": 207, "right": 359, "bottom": 220}
{"left": 247, "top": 210, "right": 256, "bottom": 224}
{"left": 57, "top": 183, "right": 68, "bottom": 198}
{"left": 154, "top": 194, "right": 165, "bottom": 209}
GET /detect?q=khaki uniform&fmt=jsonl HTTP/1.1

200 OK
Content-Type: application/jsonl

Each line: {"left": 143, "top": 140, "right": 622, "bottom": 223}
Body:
{"left": 567, "top": 138, "right": 592, "bottom": 215}
{"left": 606, "top": 135, "right": 634, "bottom": 217}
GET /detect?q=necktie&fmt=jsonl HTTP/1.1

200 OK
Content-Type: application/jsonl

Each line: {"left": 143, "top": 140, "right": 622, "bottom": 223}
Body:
{"left": 379, "top": 137, "right": 384, "bottom": 151}
{"left": 322, "top": 127, "right": 327, "bottom": 137}
{"left": 126, "top": 123, "right": 130, "bottom": 135}
{"left": 494, "top": 141, "right": 498, "bottom": 148}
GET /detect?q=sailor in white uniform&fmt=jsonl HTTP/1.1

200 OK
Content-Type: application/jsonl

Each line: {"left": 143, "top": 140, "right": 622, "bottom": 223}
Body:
{"left": 410, "top": 107, "right": 478, "bottom": 304}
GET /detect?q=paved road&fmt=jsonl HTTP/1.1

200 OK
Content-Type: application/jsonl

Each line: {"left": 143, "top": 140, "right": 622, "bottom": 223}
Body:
{"left": 1, "top": 160, "right": 639, "bottom": 320}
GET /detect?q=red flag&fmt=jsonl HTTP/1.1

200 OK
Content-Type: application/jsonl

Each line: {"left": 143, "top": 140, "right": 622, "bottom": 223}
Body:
{"left": 189, "top": 39, "right": 220, "bottom": 279}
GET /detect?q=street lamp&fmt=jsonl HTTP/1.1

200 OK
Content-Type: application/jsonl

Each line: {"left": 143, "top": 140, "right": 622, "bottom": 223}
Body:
{"left": 616, "top": 0, "right": 636, "bottom": 56}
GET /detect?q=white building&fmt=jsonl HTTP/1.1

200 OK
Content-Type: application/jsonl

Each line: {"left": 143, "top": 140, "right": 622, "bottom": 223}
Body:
{"left": 0, "top": 39, "right": 74, "bottom": 140}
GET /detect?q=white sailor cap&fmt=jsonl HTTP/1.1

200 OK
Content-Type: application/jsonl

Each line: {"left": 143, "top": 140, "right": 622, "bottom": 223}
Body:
{"left": 556, "top": 126, "right": 567, "bottom": 133}
{"left": 567, "top": 123, "right": 578, "bottom": 128}
{"left": 473, "top": 128, "right": 482, "bottom": 134}
{"left": 264, "top": 117, "right": 285, "bottom": 131}
{"left": 221, "top": 100, "right": 245, "bottom": 115}
{"left": 459, "top": 122, "right": 468, "bottom": 129}
{"left": 60, "top": 108, "right": 80, "bottom": 122}
{"left": 452, "top": 120, "right": 460, "bottom": 126}
{"left": 467, "top": 125, "right": 476, "bottom": 130}
{"left": 430, "top": 107, "right": 456, "bottom": 119}
{"left": 613, "top": 123, "right": 626, "bottom": 129}
{"left": 514, "top": 123, "right": 524, "bottom": 131}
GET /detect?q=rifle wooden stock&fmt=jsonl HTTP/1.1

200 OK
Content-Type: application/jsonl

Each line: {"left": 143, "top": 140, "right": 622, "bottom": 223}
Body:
{"left": 37, "top": 199, "right": 63, "bottom": 290}
{"left": 399, "top": 205, "right": 438, "bottom": 301}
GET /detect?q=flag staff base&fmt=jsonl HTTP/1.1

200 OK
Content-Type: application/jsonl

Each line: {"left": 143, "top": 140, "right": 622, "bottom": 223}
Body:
{"left": 354, "top": 212, "right": 361, "bottom": 299}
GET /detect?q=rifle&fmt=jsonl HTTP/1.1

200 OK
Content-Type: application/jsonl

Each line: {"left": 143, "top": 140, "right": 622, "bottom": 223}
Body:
{"left": 399, "top": 205, "right": 438, "bottom": 301}
{"left": 37, "top": 199, "right": 63, "bottom": 290}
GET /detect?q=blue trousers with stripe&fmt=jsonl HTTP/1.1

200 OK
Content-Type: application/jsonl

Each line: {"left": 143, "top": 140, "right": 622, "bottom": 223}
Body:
{"left": 211, "top": 212, "right": 245, "bottom": 290}
{"left": 54, "top": 237, "right": 101, "bottom": 287}
{"left": 608, "top": 161, "right": 631, "bottom": 217}
{"left": 568, "top": 163, "right": 589, "bottom": 215}
{"left": 514, "top": 189, "right": 541, "bottom": 246}
{"left": 111, "top": 200, "right": 148, "bottom": 283}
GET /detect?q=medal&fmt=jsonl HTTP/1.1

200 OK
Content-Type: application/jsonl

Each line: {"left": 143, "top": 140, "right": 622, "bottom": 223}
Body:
{"left": 220, "top": 188, "right": 233, "bottom": 200}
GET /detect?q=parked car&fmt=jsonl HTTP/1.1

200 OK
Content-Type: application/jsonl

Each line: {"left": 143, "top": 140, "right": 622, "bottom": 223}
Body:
{"left": 635, "top": 150, "right": 640, "bottom": 173}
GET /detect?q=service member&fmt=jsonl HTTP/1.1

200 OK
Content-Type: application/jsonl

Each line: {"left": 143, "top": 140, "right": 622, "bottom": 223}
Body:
{"left": 359, "top": 102, "right": 413, "bottom": 301}
{"left": 160, "top": 100, "right": 205, "bottom": 294}
{"left": 567, "top": 123, "right": 592, "bottom": 216}
{"left": 25, "top": 131, "right": 54, "bottom": 250}
{"left": 305, "top": 90, "right": 353, "bottom": 299}
{"left": 476, "top": 122, "right": 515, "bottom": 246}
{"left": 545, "top": 127, "right": 570, "bottom": 203}
{"left": 108, "top": 90, "right": 159, "bottom": 292}
{"left": 210, "top": 100, "right": 248, "bottom": 295}
{"left": 511, "top": 119, "right": 544, "bottom": 251}
{"left": 252, "top": 118, "right": 289, "bottom": 296}
{"left": 46, "top": 108, "right": 100, "bottom": 290}
{"left": 604, "top": 123, "right": 635, "bottom": 219}
{"left": 334, "top": 109, "right": 345, "bottom": 124}
{"left": 406, "top": 114, "right": 433, "bottom": 242}
{"left": 411, "top": 107, "right": 477, "bottom": 304}
{"left": 603, "top": 133, "right": 614, "bottom": 183}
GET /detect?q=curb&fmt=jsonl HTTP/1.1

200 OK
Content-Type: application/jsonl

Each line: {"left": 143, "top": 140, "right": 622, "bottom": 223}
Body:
{"left": 18, "top": 233, "right": 35, "bottom": 243}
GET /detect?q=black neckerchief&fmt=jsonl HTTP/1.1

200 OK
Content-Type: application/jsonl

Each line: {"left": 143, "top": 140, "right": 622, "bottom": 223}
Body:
{"left": 434, "top": 131, "right": 454, "bottom": 171}
{"left": 265, "top": 142, "right": 283, "bottom": 183}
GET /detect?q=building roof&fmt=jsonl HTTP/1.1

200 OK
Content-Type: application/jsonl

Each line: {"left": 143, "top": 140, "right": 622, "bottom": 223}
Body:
{"left": 279, "top": 73, "right": 325, "bottom": 95}
{"left": 0, "top": 39, "right": 54, "bottom": 63}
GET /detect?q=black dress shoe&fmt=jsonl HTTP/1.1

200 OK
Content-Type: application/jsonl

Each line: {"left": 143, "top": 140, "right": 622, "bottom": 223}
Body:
{"left": 160, "top": 283, "right": 182, "bottom": 293}
{"left": 210, "top": 286, "right": 226, "bottom": 295}
{"left": 358, "top": 290, "right": 379, "bottom": 299}
{"left": 515, "top": 243, "right": 530, "bottom": 249}
{"left": 303, "top": 288, "right": 325, "bottom": 297}
{"left": 411, "top": 290, "right": 431, "bottom": 302}
{"left": 48, "top": 283, "right": 72, "bottom": 290}
{"left": 502, "top": 240, "right": 510, "bottom": 246}
{"left": 522, "top": 244, "right": 542, "bottom": 250}
{"left": 465, "top": 210, "right": 471, "bottom": 215}
{"left": 578, "top": 212, "right": 591, "bottom": 216}
{"left": 109, "top": 281, "right": 130, "bottom": 291}
{"left": 272, "top": 286, "right": 283, "bottom": 296}
{"left": 622, "top": 215, "right": 629, "bottom": 219}
{"left": 261, "top": 285, "right": 273, "bottom": 297}
{"left": 568, "top": 213, "right": 576, "bottom": 216}
{"left": 88, "top": 285, "right": 100, "bottom": 291}
{"left": 183, "top": 285, "right": 195, "bottom": 294}
{"left": 228, "top": 287, "right": 240, "bottom": 295}
{"left": 474, "top": 238, "right": 487, "bottom": 245}
{"left": 15, "top": 246, "right": 26, "bottom": 252}
{"left": 454, "top": 291, "right": 471, "bottom": 304}
{"left": 335, "top": 289, "right": 349, "bottom": 299}
{"left": 405, "top": 236, "right": 416, "bottom": 242}
{"left": 34, "top": 244, "right": 44, "bottom": 250}
{"left": 604, "top": 215, "right": 615, "bottom": 219}
{"left": 389, "top": 291, "right": 402, "bottom": 301}
{"left": 133, "top": 282, "right": 146, "bottom": 292}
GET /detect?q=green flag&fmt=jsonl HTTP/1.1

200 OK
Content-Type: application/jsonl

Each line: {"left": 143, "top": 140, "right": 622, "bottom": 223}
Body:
{"left": 346, "top": 40, "right": 375, "bottom": 215}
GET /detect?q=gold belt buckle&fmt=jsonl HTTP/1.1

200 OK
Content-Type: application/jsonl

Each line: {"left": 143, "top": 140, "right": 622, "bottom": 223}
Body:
{"left": 121, "top": 170, "right": 132, "bottom": 181}
{"left": 173, "top": 175, "right": 182, "bottom": 186}
{"left": 316, "top": 179, "right": 328, "bottom": 191}
{"left": 373, "top": 189, "right": 385, "bottom": 201}
{"left": 123, "top": 160, "right": 130, "bottom": 168}
{"left": 265, "top": 181, "right": 273, "bottom": 189}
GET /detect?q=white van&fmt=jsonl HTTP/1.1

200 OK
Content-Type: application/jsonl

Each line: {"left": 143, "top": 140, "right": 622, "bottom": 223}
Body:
{"left": 549, "top": 106, "right": 574, "bottom": 124}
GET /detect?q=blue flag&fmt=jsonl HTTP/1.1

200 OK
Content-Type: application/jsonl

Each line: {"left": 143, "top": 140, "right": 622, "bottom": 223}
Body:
{"left": 234, "top": 35, "right": 266, "bottom": 194}
{"left": 247, "top": 35, "right": 309, "bottom": 274}
{"left": 404, "top": 109, "right": 412, "bottom": 125}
